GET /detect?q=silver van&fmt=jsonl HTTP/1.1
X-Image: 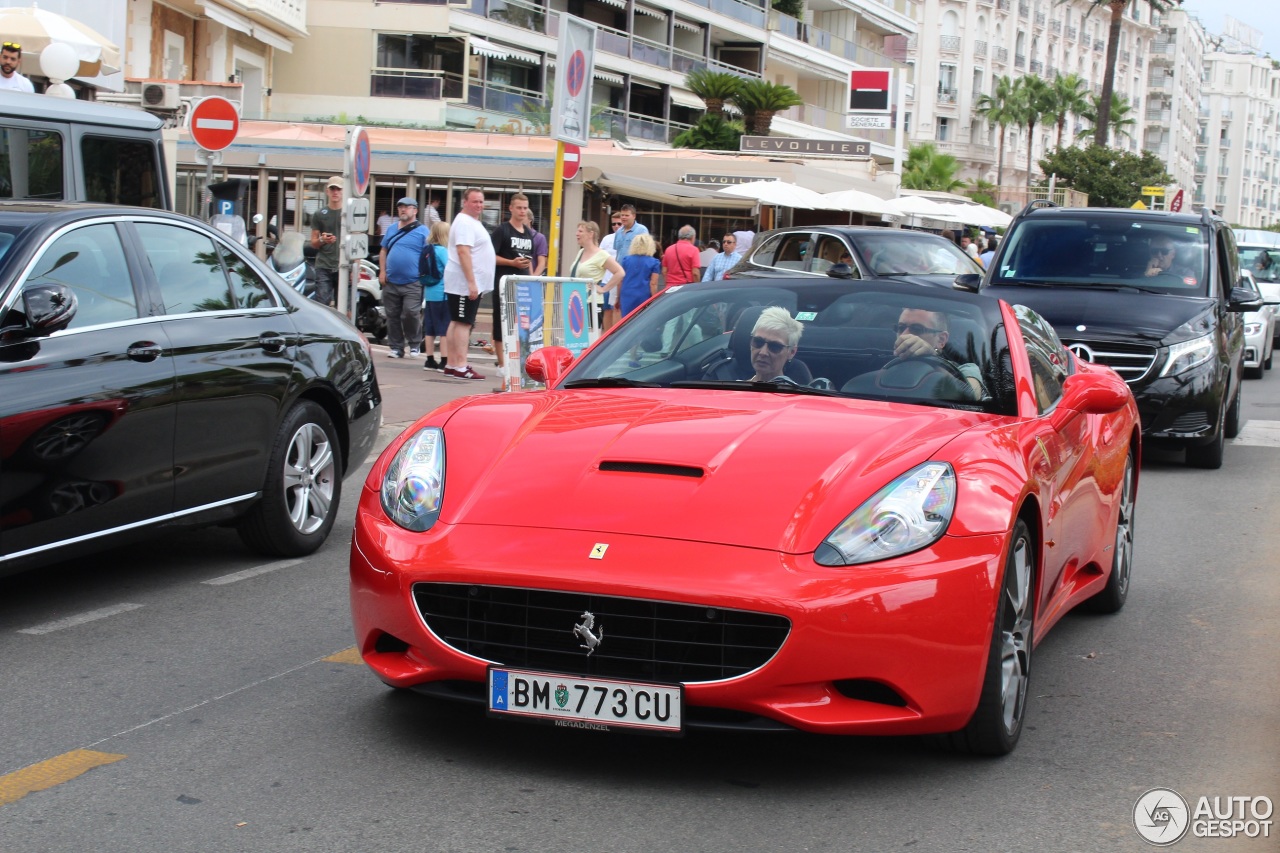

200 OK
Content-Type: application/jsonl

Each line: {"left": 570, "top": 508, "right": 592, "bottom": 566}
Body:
{"left": 0, "top": 90, "right": 170, "bottom": 209}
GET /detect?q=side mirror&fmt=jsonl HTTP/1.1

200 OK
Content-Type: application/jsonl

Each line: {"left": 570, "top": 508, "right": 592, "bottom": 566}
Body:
{"left": 1059, "top": 371, "right": 1130, "bottom": 415}
{"left": 23, "top": 284, "right": 78, "bottom": 334}
{"left": 1228, "top": 285, "right": 1263, "bottom": 312}
{"left": 252, "top": 213, "right": 264, "bottom": 225}
{"left": 953, "top": 273, "right": 981, "bottom": 292}
{"left": 524, "top": 346, "right": 574, "bottom": 386}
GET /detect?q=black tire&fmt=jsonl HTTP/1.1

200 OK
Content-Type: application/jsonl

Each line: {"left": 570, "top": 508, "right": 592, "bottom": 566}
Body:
{"left": 1246, "top": 363, "right": 1264, "bottom": 380}
{"left": 1185, "top": 428, "right": 1224, "bottom": 469}
{"left": 947, "top": 518, "right": 1035, "bottom": 756}
{"left": 237, "top": 400, "right": 343, "bottom": 556}
{"left": 1224, "top": 379, "right": 1242, "bottom": 439}
{"left": 1083, "top": 453, "right": 1135, "bottom": 614}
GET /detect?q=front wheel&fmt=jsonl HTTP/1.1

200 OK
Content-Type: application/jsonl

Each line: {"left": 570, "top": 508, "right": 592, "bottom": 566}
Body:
{"left": 947, "top": 518, "right": 1035, "bottom": 756}
{"left": 1084, "top": 453, "right": 1135, "bottom": 614}
{"left": 237, "top": 400, "right": 343, "bottom": 556}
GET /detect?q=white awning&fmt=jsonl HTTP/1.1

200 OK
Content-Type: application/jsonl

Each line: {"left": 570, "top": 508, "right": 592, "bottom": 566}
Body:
{"left": 252, "top": 25, "right": 293, "bottom": 53}
{"left": 594, "top": 173, "right": 756, "bottom": 209}
{"left": 594, "top": 69, "right": 625, "bottom": 86}
{"left": 469, "top": 37, "right": 539, "bottom": 65}
{"left": 199, "top": 1, "right": 252, "bottom": 35}
{"left": 669, "top": 89, "right": 705, "bottom": 110}
{"left": 674, "top": 19, "right": 702, "bottom": 33}
{"left": 597, "top": 0, "right": 626, "bottom": 7}
{"left": 635, "top": 4, "right": 666, "bottom": 18}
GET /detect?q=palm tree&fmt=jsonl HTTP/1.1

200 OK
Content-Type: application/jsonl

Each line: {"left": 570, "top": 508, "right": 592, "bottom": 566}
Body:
{"left": 967, "top": 178, "right": 999, "bottom": 208}
{"left": 974, "top": 75, "right": 1018, "bottom": 196}
{"left": 1079, "top": 0, "right": 1174, "bottom": 147}
{"left": 1049, "top": 73, "right": 1091, "bottom": 150}
{"left": 730, "top": 79, "right": 804, "bottom": 136}
{"left": 684, "top": 68, "right": 743, "bottom": 119}
{"left": 900, "top": 143, "right": 966, "bottom": 192}
{"left": 1077, "top": 92, "right": 1137, "bottom": 144}
{"left": 1012, "top": 75, "right": 1055, "bottom": 192}
{"left": 672, "top": 113, "right": 744, "bottom": 151}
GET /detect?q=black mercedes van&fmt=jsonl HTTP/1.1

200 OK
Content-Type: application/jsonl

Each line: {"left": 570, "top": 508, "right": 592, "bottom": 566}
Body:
{"left": 973, "top": 203, "right": 1260, "bottom": 469}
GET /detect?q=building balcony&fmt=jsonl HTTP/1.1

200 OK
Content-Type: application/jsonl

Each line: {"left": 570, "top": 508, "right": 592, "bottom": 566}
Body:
{"left": 974, "top": 40, "right": 988, "bottom": 58}
{"left": 994, "top": 46, "right": 1008, "bottom": 63}
{"left": 1050, "top": 19, "right": 1061, "bottom": 34}
{"left": 1093, "top": 39, "right": 1105, "bottom": 53}
{"left": 1035, "top": 11, "right": 1045, "bottom": 27}
{"left": 237, "top": 0, "right": 307, "bottom": 37}
{"left": 1018, "top": 2, "right": 1029, "bottom": 17}
{"left": 938, "top": 86, "right": 958, "bottom": 104}
{"left": 940, "top": 35, "right": 961, "bottom": 53}
{"left": 1120, "top": 50, "right": 1131, "bottom": 64}
{"left": 1066, "top": 26, "right": 1077, "bottom": 40}
{"left": 1030, "top": 59, "right": 1043, "bottom": 74}
{"left": 1014, "top": 53, "right": 1026, "bottom": 69}
{"left": 774, "top": 14, "right": 904, "bottom": 69}
{"left": 996, "top": 0, "right": 1010, "bottom": 11}
{"left": 935, "top": 140, "right": 997, "bottom": 163}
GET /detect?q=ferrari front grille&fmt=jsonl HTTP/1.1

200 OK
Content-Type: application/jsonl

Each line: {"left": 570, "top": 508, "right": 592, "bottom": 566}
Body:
{"left": 1063, "top": 339, "right": 1158, "bottom": 383}
{"left": 414, "top": 583, "right": 790, "bottom": 684}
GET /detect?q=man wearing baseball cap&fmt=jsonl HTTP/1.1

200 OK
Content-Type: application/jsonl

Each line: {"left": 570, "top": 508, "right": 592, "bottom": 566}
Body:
{"left": 378, "top": 197, "right": 427, "bottom": 359}
{"left": 308, "top": 176, "right": 345, "bottom": 306}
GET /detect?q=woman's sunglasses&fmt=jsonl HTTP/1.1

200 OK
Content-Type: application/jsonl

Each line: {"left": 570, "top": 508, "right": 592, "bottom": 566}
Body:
{"left": 750, "top": 336, "right": 787, "bottom": 354}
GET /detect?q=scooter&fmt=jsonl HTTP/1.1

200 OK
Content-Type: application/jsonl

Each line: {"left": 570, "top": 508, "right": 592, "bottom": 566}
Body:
{"left": 269, "top": 231, "right": 315, "bottom": 297}
{"left": 354, "top": 259, "right": 387, "bottom": 343}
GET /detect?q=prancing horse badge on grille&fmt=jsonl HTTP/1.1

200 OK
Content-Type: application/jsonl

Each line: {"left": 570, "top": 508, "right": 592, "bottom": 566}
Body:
{"left": 590, "top": 543, "right": 608, "bottom": 559}
{"left": 573, "top": 611, "right": 603, "bottom": 656}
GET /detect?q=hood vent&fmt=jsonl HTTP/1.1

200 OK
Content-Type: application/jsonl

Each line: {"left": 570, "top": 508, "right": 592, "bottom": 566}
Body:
{"left": 599, "top": 461, "right": 705, "bottom": 478}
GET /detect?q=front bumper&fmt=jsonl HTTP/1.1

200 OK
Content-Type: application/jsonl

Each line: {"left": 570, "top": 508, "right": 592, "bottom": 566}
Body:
{"left": 1131, "top": 358, "right": 1224, "bottom": 446}
{"left": 349, "top": 485, "right": 1005, "bottom": 736}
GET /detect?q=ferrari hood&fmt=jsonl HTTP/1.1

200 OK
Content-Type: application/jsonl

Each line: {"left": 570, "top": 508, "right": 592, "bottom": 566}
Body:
{"left": 435, "top": 390, "right": 987, "bottom": 553}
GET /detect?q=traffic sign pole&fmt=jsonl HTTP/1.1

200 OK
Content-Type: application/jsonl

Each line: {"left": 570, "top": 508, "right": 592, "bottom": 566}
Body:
{"left": 549, "top": 141, "right": 566, "bottom": 277}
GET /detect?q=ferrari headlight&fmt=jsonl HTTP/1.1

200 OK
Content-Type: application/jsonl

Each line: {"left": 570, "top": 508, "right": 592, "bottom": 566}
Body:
{"left": 1160, "top": 334, "right": 1214, "bottom": 377}
{"left": 380, "top": 427, "right": 445, "bottom": 531}
{"left": 815, "top": 462, "right": 955, "bottom": 566}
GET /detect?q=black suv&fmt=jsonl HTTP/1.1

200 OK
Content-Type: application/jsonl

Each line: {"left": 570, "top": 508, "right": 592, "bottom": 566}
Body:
{"left": 973, "top": 203, "right": 1260, "bottom": 469}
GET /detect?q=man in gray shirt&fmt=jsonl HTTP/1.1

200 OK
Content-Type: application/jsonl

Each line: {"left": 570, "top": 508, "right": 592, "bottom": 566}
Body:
{"left": 308, "top": 176, "right": 344, "bottom": 306}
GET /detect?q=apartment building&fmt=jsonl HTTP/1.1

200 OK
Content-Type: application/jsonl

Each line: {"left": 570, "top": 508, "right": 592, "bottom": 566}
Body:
{"left": 1198, "top": 49, "right": 1280, "bottom": 227}
{"left": 1143, "top": 6, "right": 1206, "bottom": 197}
{"left": 905, "top": 0, "right": 1156, "bottom": 195}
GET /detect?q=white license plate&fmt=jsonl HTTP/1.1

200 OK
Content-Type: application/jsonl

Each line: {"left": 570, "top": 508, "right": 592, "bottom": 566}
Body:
{"left": 487, "top": 667, "right": 683, "bottom": 734}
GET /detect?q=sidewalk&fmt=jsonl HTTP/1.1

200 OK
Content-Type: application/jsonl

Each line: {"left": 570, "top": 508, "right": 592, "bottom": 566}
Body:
{"left": 370, "top": 330, "right": 506, "bottom": 454}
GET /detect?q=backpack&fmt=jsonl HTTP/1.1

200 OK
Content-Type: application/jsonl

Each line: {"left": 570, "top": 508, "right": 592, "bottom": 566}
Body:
{"left": 420, "top": 242, "right": 444, "bottom": 283}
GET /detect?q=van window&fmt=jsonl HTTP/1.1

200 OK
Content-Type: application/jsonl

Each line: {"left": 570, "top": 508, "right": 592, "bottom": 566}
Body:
{"left": 0, "top": 127, "right": 65, "bottom": 200}
{"left": 82, "top": 135, "right": 164, "bottom": 208}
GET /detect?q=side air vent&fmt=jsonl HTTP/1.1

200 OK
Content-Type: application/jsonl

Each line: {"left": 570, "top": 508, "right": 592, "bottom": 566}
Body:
{"left": 599, "top": 461, "right": 704, "bottom": 478}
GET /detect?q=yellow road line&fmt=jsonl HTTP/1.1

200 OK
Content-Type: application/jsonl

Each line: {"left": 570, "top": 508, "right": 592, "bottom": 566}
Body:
{"left": 0, "top": 749, "right": 125, "bottom": 807}
{"left": 323, "top": 646, "right": 363, "bottom": 665}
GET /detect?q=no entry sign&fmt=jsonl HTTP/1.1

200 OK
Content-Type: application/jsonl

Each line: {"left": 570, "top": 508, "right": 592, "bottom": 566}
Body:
{"left": 562, "top": 143, "right": 581, "bottom": 181}
{"left": 189, "top": 96, "right": 240, "bottom": 152}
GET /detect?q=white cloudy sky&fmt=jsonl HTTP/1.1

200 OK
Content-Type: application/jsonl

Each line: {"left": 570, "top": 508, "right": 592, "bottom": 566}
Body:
{"left": 1180, "top": 1, "right": 1280, "bottom": 56}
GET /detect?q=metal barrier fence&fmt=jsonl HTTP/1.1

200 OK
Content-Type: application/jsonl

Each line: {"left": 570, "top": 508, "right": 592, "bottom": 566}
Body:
{"left": 496, "top": 275, "right": 599, "bottom": 392}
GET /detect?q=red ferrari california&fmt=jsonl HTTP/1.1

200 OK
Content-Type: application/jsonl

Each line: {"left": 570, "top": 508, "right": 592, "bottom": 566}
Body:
{"left": 350, "top": 277, "right": 1139, "bottom": 755}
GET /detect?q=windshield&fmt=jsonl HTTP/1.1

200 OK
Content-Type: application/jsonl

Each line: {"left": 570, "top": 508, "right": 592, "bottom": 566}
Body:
{"left": 564, "top": 280, "right": 1015, "bottom": 415}
{"left": 992, "top": 217, "right": 1210, "bottom": 294}
{"left": 1239, "top": 246, "right": 1279, "bottom": 282}
{"left": 856, "top": 232, "right": 979, "bottom": 276}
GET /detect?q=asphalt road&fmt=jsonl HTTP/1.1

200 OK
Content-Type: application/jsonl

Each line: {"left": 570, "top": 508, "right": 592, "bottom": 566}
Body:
{"left": 1, "top": 356, "right": 1277, "bottom": 853}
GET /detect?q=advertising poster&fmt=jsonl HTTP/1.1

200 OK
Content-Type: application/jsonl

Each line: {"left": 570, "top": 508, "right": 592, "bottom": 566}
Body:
{"left": 561, "top": 281, "right": 591, "bottom": 356}
{"left": 516, "top": 279, "right": 545, "bottom": 388}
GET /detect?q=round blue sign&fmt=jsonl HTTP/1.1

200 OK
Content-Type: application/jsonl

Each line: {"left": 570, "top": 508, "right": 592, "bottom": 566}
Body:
{"left": 352, "top": 128, "right": 372, "bottom": 196}
{"left": 567, "top": 290, "right": 586, "bottom": 338}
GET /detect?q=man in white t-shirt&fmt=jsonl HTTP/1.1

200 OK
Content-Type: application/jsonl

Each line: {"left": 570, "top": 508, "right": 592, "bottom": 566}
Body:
{"left": 442, "top": 187, "right": 496, "bottom": 381}
{"left": 0, "top": 42, "right": 35, "bottom": 93}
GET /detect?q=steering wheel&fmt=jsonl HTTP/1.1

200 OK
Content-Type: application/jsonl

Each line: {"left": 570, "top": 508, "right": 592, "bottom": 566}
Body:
{"left": 878, "top": 354, "right": 975, "bottom": 400}
{"left": 769, "top": 374, "right": 799, "bottom": 385}
{"left": 883, "top": 353, "right": 969, "bottom": 384}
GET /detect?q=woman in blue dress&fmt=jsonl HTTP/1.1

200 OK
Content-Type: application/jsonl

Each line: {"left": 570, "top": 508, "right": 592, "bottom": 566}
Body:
{"left": 608, "top": 233, "right": 661, "bottom": 318}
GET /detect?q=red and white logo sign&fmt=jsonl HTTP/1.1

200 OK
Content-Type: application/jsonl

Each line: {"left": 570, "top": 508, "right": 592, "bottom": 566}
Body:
{"left": 562, "top": 143, "right": 581, "bottom": 181}
{"left": 188, "top": 96, "right": 240, "bottom": 152}
{"left": 1170, "top": 189, "right": 1184, "bottom": 212}
{"left": 849, "top": 69, "right": 892, "bottom": 113}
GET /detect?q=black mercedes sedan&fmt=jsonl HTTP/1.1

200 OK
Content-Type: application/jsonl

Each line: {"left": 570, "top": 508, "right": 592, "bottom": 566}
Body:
{"left": 0, "top": 203, "right": 382, "bottom": 575}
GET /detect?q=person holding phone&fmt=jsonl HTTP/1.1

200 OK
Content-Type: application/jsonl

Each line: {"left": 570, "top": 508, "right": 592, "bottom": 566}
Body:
{"left": 308, "top": 176, "right": 345, "bottom": 306}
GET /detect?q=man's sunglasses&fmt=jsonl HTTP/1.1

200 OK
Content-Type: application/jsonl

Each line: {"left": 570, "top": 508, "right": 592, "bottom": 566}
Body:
{"left": 750, "top": 336, "right": 788, "bottom": 354}
{"left": 1151, "top": 246, "right": 1175, "bottom": 256}
{"left": 895, "top": 322, "right": 943, "bottom": 336}
{"left": 2, "top": 42, "right": 19, "bottom": 51}
{"left": 610, "top": 222, "right": 622, "bottom": 227}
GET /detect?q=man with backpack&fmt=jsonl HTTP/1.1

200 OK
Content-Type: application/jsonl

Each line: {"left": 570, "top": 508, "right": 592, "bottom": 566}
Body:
{"left": 378, "top": 197, "right": 428, "bottom": 359}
